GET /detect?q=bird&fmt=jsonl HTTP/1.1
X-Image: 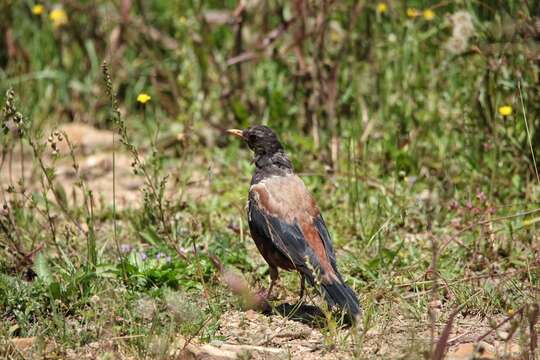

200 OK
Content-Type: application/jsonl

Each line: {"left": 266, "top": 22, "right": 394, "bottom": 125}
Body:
{"left": 227, "top": 125, "right": 360, "bottom": 319}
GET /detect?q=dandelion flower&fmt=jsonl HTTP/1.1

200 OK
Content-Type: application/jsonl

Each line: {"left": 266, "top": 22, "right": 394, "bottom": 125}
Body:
{"left": 376, "top": 3, "right": 388, "bottom": 14}
{"left": 423, "top": 9, "right": 435, "bottom": 21}
{"left": 498, "top": 105, "right": 512, "bottom": 117}
{"left": 137, "top": 93, "right": 151, "bottom": 104}
{"left": 32, "top": 4, "right": 45, "bottom": 15}
{"left": 508, "top": 308, "right": 515, "bottom": 316}
{"left": 445, "top": 35, "right": 468, "bottom": 54}
{"left": 49, "top": 8, "right": 68, "bottom": 28}
{"left": 407, "top": 8, "right": 418, "bottom": 18}
{"left": 450, "top": 11, "right": 475, "bottom": 39}
{"left": 445, "top": 11, "right": 475, "bottom": 55}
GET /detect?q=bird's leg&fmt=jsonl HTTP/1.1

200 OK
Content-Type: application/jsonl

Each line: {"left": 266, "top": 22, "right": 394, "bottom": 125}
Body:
{"left": 298, "top": 273, "right": 306, "bottom": 300}
{"left": 267, "top": 266, "right": 278, "bottom": 299}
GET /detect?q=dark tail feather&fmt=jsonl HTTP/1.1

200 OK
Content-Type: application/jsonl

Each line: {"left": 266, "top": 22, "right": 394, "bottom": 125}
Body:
{"left": 321, "top": 281, "right": 361, "bottom": 319}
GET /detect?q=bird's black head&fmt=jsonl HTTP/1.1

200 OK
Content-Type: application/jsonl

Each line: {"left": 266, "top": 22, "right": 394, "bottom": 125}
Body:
{"left": 227, "top": 125, "right": 284, "bottom": 156}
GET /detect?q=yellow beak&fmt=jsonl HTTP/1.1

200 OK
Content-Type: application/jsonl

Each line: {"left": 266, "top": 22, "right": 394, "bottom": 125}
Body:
{"left": 226, "top": 129, "right": 244, "bottom": 139}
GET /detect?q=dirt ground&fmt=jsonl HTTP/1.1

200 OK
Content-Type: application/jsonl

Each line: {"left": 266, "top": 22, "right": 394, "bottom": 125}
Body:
{"left": 214, "top": 308, "right": 521, "bottom": 359}
{"left": 2, "top": 124, "right": 526, "bottom": 359}
{"left": 7, "top": 307, "right": 522, "bottom": 359}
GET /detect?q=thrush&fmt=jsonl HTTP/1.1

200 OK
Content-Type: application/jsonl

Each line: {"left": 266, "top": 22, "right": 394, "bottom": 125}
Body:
{"left": 227, "top": 125, "right": 360, "bottom": 318}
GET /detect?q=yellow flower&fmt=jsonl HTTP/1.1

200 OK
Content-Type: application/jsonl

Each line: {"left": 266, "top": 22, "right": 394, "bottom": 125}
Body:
{"left": 407, "top": 8, "right": 419, "bottom": 18}
{"left": 508, "top": 309, "right": 515, "bottom": 316}
{"left": 49, "top": 8, "right": 68, "bottom": 28}
{"left": 498, "top": 105, "right": 513, "bottom": 117}
{"left": 32, "top": 4, "right": 45, "bottom": 15}
{"left": 377, "top": 3, "right": 388, "bottom": 14}
{"left": 137, "top": 93, "right": 151, "bottom": 104}
{"left": 423, "top": 9, "right": 435, "bottom": 21}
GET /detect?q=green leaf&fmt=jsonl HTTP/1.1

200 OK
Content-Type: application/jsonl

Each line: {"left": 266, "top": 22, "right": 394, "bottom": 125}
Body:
{"left": 53, "top": 180, "right": 68, "bottom": 209}
{"left": 95, "top": 264, "right": 118, "bottom": 278}
{"left": 0, "top": 273, "right": 19, "bottom": 288}
{"left": 34, "top": 253, "right": 53, "bottom": 285}
{"left": 231, "top": 100, "right": 249, "bottom": 123}
{"left": 48, "top": 282, "right": 62, "bottom": 300}
{"left": 139, "top": 227, "right": 162, "bottom": 246}
{"left": 44, "top": 167, "right": 56, "bottom": 181}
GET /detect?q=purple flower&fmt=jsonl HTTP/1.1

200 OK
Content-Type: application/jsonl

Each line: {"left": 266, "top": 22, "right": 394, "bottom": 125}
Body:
{"left": 448, "top": 200, "right": 459, "bottom": 211}
{"left": 476, "top": 191, "right": 486, "bottom": 202}
{"left": 120, "top": 244, "right": 132, "bottom": 254}
{"left": 139, "top": 252, "right": 148, "bottom": 261}
{"left": 156, "top": 252, "right": 164, "bottom": 260}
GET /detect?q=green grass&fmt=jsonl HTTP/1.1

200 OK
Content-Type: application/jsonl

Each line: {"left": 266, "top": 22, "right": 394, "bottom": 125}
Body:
{"left": 1, "top": 1, "right": 539, "bottom": 358}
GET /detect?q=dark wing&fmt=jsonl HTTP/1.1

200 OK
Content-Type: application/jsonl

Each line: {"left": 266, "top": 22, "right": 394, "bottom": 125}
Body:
{"left": 248, "top": 175, "right": 339, "bottom": 283}
{"left": 313, "top": 215, "right": 339, "bottom": 275}
{"left": 248, "top": 196, "right": 325, "bottom": 276}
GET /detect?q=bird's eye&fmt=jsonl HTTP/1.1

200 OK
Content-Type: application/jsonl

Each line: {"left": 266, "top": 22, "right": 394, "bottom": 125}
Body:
{"left": 248, "top": 133, "right": 257, "bottom": 142}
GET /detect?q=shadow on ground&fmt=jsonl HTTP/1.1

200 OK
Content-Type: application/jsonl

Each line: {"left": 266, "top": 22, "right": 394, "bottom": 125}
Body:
{"left": 265, "top": 302, "right": 354, "bottom": 328}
